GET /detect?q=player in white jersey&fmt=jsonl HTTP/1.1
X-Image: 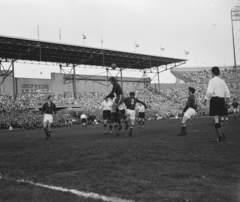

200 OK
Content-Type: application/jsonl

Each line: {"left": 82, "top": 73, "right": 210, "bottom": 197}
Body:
{"left": 136, "top": 103, "right": 146, "bottom": 128}
{"left": 101, "top": 98, "right": 113, "bottom": 134}
{"left": 80, "top": 113, "right": 88, "bottom": 128}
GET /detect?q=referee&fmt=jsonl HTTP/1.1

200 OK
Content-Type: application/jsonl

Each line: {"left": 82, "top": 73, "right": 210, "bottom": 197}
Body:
{"left": 41, "top": 95, "right": 57, "bottom": 140}
{"left": 204, "top": 66, "right": 231, "bottom": 142}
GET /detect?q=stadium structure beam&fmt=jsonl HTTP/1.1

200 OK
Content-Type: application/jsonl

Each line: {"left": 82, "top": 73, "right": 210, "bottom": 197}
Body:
{"left": 231, "top": 6, "right": 240, "bottom": 71}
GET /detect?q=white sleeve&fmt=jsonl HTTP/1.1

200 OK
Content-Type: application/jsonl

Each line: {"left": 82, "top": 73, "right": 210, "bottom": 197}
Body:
{"left": 224, "top": 82, "right": 231, "bottom": 98}
{"left": 205, "top": 80, "right": 213, "bottom": 100}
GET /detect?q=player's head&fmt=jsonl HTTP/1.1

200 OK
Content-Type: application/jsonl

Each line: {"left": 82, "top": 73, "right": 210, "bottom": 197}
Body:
{"left": 211, "top": 66, "right": 220, "bottom": 76}
{"left": 47, "top": 95, "right": 53, "bottom": 101}
{"left": 109, "top": 77, "right": 117, "bottom": 84}
{"left": 188, "top": 87, "right": 195, "bottom": 95}
{"left": 130, "top": 92, "right": 135, "bottom": 97}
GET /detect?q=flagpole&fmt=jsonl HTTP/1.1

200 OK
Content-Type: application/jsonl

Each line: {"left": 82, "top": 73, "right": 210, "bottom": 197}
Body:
{"left": 59, "top": 29, "right": 61, "bottom": 43}
{"left": 101, "top": 36, "right": 103, "bottom": 48}
{"left": 37, "top": 25, "right": 41, "bottom": 61}
{"left": 82, "top": 33, "right": 84, "bottom": 46}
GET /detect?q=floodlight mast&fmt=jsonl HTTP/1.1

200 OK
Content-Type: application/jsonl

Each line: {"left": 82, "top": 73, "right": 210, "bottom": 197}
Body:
{"left": 231, "top": 6, "right": 240, "bottom": 71}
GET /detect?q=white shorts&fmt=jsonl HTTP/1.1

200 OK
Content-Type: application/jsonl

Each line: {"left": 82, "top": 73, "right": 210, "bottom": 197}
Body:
{"left": 43, "top": 114, "right": 53, "bottom": 123}
{"left": 126, "top": 109, "right": 136, "bottom": 120}
{"left": 233, "top": 108, "right": 239, "bottom": 113}
{"left": 184, "top": 108, "right": 196, "bottom": 119}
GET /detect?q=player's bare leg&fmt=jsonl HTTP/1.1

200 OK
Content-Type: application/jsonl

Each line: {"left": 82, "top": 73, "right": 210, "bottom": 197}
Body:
{"left": 114, "top": 123, "right": 120, "bottom": 137}
{"left": 109, "top": 123, "right": 113, "bottom": 134}
{"left": 47, "top": 122, "right": 52, "bottom": 138}
{"left": 43, "top": 121, "right": 50, "bottom": 140}
{"left": 177, "top": 116, "right": 188, "bottom": 136}
{"left": 219, "top": 116, "right": 226, "bottom": 139}
{"left": 213, "top": 116, "right": 224, "bottom": 142}
{"left": 138, "top": 118, "right": 141, "bottom": 128}
{"left": 129, "top": 118, "right": 135, "bottom": 137}
{"left": 103, "top": 120, "right": 107, "bottom": 134}
{"left": 141, "top": 118, "right": 145, "bottom": 129}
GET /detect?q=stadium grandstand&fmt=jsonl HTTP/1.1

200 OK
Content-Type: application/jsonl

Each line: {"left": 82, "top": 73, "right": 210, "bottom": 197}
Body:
{"left": 0, "top": 35, "right": 239, "bottom": 130}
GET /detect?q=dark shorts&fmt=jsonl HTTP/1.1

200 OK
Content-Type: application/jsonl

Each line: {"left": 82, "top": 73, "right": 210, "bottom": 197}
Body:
{"left": 224, "top": 108, "right": 228, "bottom": 116}
{"left": 103, "top": 110, "right": 111, "bottom": 120}
{"left": 209, "top": 97, "right": 225, "bottom": 116}
{"left": 111, "top": 112, "right": 119, "bottom": 123}
{"left": 139, "top": 112, "right": 145, "bottom": 119}
{"left": 82, "top": 118, "right": 87, "bottom": 123}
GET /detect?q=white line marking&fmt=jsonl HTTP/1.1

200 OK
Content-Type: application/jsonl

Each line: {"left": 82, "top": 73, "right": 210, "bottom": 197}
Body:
{"left": 3, "top": 177, "right": 135, "bottom": 202}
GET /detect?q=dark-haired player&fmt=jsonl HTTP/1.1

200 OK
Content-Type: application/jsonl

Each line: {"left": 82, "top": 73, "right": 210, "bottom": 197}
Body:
{"left": 105, "top": 77, "right": 128, "bottom": 130}
{"left": 119, "top": 92, "right": 147, "bottom": 137}
{"left": 232, "top": 98, "right": 239, "bottom": 119}
{"left": 177, "top": 87, "right": 197, "bottom": 136}
{"left": 41, "top": 95, "right": 57, "bottom": 140}
{"left": 204, "top": 66, "right": 231, "bottom": 142}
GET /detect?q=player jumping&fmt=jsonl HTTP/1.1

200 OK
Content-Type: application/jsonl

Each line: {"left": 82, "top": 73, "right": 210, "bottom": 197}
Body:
{"left": 105, "top": 77, "right": 128, "bottom": 131}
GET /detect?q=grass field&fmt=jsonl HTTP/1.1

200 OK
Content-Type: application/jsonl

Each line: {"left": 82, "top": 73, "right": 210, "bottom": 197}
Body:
{"left": 0, "top": 116, "right": 240, "bottom": 202}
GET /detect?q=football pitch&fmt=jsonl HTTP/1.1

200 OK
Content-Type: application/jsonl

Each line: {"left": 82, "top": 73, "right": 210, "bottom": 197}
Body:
{"left": 0, "top": 116, "right": 240, "bottom": 202}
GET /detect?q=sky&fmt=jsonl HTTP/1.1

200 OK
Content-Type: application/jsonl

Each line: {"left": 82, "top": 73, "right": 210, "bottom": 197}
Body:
{"left": 0, "top": 0, "right": 239, "bottom": 83}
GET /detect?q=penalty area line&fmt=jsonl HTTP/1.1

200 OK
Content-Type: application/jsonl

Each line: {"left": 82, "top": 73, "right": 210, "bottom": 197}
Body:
{"left": 1, "top": 177, "right": 135, "bottom": 202}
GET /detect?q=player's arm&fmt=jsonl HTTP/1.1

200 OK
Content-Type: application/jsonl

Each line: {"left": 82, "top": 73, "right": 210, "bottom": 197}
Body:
{"left": 53, "top": 104, "right": 57, "bottom": 115}
{"left": 183, "top": 97, "right": 191, "bottom": 112}
{"left": 204, "top": 80, "right": 213, "bottom": 104}
{"left": 105, "top": 86, "right": 116, "bottom": 99}
{"left": 118, "top": 97, "right": 127, "bottom": 106}
{"left": 136, "top": 99, "right": 147, "bottom": 109}
{"left": 41, "top": 103, "right": 46, "bottom": 115}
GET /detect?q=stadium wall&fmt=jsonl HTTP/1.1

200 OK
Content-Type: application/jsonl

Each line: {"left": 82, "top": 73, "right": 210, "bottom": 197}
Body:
{"left": 0, "top": 72, "right": 147, "bottom": 94}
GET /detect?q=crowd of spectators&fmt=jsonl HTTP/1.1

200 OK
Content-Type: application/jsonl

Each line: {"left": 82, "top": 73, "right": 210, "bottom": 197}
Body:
{"left": 1, "top": 68, "right": 240, "bottom": 130}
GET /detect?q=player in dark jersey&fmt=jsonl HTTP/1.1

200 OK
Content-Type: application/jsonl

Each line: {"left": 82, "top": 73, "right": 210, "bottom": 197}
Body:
{"left": 232, "top": 99, "right": 239, "bottom": 119}
{"left": 41, "top": 95, "right": 57, "bottom": 140}
{"left": 118, "top": 92, "right": 147, "bottom": 137}
{"left": 178, "top": 87, "right": 197, "bottom": 136}
{"left": 105, "top": 77, "right": 128, "bottom": 130}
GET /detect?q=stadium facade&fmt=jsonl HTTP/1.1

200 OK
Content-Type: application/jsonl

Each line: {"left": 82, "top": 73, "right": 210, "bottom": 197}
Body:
{"left": 0, "top": 72, "right": 150, "bottom": 94}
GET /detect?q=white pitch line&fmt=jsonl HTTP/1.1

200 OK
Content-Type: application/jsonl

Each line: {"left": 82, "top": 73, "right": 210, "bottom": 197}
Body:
{"left": 12, "top": 179, "right": 135, "bottom": 202}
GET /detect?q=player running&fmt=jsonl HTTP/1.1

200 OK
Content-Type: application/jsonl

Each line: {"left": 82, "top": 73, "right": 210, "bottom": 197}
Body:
{"left": 41, "top": 95, "right": 57, "bottom": 140}
{"left": 136, "top": 103, "right": 146, "bottom": 129}
{"left": 101, "top": 98, "right": 113, "bottom": 134}
{"left": 232, "top": 98, "right": 239, "bottom": 119}
{"left": 118, "top": 92, "right": 147, "bottom": 137}
{"left": 177, "top": 87, "right": 197, "bottom": 136}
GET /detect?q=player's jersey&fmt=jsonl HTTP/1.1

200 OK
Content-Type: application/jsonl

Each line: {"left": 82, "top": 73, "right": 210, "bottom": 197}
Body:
{"left": 101, "top": 100, "right": 113, "bottom": 111}
{"left": 81, "top": 114, "right": 87, "bottom": 119}
{"left": 122, "top": 97, "right": 147, "bottom": 110}
{"left": 183, "top": 95, "right": 197, "bottom": 112}
{"left": 137, "top": 105, "right": 145, "bottom": 113}
{"left": 232, "top": 101, "right": 239, "bottom": 108}
{"left": 113, "top": 97, "right": 126, "bottom": 110}
{"left": 41, "top": 102, "right": 57, "bottom": 115}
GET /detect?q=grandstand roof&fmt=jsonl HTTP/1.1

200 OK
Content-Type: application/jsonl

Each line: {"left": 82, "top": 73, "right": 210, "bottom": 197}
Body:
{"left": 0, "top": 35, "right": 186, "bottom": 70}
